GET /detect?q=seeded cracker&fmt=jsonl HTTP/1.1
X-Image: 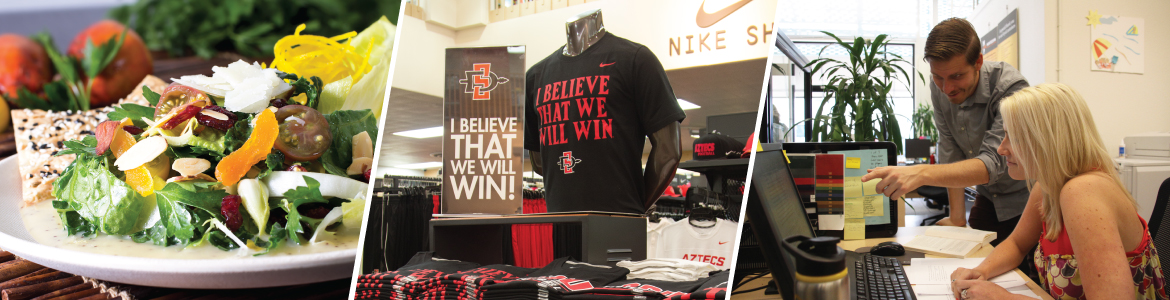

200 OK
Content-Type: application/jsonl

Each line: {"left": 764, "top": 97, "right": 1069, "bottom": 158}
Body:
{"left": 13, "top": 75, "right": 167, "bottom": 206}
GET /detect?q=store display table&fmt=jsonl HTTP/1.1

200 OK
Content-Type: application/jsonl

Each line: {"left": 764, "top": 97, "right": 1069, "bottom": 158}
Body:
{"left": 430, "top": 213, "right": 646, "bottom": 267}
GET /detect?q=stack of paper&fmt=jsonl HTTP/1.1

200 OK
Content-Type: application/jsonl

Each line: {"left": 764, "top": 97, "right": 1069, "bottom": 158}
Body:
{"left": 905, "top": 258, "right": 1041, "bottom": 299}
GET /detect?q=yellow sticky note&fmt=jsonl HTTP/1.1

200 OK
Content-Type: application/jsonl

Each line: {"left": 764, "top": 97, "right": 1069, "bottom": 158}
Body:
{"left": 845, "top": 218, "right": 866, "bottom": 240}
{"left": 863, "top": 179, "right": 881, "bottom": 196}
{"left": 844, "top": 177, "right": 862, "bottom": 198}
{"left": 845, "top": 197, "right": 864, "bottom": 218}
{"left": 863, "top": 195, "right": 884, "bottom": 217}
{"left": 846, "top": 157, "right": 861, "bottom": 169}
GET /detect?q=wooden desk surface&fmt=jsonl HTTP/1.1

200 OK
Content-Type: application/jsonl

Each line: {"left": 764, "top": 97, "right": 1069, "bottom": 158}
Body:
{"left": 730, "top": 226, "right": 1053, "bottom": 300}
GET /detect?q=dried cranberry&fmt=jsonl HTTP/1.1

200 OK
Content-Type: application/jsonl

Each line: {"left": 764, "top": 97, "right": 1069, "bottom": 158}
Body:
{"left": 122, "top": 125, "right": 145, "bottom": 135}
{"left": 269, "top": 98, "right": 289, "bottom": 108}
{"left": 195, "top": 105, "right": 238, "bottom": 132}
{"left": 160, "top": 104, "right": 202, "bottom": 130}
{"left": 221, "top": 195, "right": 243, "bottom": 232}
{"left": 298, "top": 203, "right": 331, "bottom": 219}
{"left": 363, "top": 168, "right": 372, "bottom": 182}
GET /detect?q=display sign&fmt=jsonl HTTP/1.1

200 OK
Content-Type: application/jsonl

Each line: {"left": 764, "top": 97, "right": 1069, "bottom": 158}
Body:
{"left": 443, "top": 46, "right": 526, "bottom": 214}
{"left": 980, "top": 9, "right": 1020, "bottom": 71}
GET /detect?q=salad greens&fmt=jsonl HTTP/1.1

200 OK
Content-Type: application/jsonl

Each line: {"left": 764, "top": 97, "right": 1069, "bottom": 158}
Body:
{"left": 49, "top": 68, "right": 374, "bottom": 256}
{"left": 320, "top": 109, "right": 379, "bottom": 177}
{"left": 52, "top": 143, "right": 145, "bottom": 235}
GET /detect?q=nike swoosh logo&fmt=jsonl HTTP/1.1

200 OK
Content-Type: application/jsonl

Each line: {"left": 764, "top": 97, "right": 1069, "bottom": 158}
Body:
{"left": 600, "top": 62, "right": 616, "bottom": 67}
{"left": 696, "top": 0, "right": 753, "bottom": 28}
{"left": 718, "top": 242, "right": 728, "bottom": 245}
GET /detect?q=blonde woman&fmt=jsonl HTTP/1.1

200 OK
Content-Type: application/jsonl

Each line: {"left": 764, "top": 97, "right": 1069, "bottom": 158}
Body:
{"left": 948, "top": 83, "right": 1166, "bottom": 300}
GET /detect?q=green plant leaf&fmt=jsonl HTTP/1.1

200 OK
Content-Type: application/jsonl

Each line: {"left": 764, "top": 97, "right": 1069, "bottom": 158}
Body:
{"left": 143, "top": 85, "right": 161, "bottom": 106}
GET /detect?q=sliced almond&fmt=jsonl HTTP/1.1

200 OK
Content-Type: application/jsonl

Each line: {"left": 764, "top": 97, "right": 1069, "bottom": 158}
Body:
{"left": 172, "top": 158, "right": 211, "bottom": 177}
{"left": 347, "top": 157, "right": 373, "bottom": 175}
{"left": 200, "top": 109, "right": 230, "bottom": 121}
{"left": 352, "top": 131, "right": 373, "bottom": 159}
{"left": 166, "top": 173, "right": 217, "bottom": 183}
{"left": 114, "top": 136, "right": 168, "bottom": 171}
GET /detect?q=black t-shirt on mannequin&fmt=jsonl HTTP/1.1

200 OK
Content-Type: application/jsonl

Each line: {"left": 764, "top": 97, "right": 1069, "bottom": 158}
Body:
{"left": 524, "top": 33, "right": 685, "bottom": 214}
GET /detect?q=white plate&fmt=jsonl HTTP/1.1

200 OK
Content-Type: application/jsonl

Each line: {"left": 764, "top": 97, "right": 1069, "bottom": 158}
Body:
{"left": 0, "top": 156, "right": 357, "bottom": 289}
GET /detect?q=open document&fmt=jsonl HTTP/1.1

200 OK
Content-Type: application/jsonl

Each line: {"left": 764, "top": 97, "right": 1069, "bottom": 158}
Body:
{"left": 906, "top": 258, "right": 1040, "bottom": 299}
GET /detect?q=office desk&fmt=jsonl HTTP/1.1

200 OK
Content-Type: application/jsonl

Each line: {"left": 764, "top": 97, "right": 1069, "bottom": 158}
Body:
{"left": 730, "top": 226, "right": 1053, "bottom": 300}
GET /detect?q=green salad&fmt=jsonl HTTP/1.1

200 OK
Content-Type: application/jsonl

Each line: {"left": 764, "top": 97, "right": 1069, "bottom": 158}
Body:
{"left": 51, "top": 61, "right": 376, "bottom": 256}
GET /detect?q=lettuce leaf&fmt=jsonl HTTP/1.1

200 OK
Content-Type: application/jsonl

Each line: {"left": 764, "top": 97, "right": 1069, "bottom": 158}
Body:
{"left": 52, "top": 152, "right": 144, "bottom": 235}
{"left": 279, "top": 176, "right": 330, "bottom": 245}
{"left": 319, "top": 109, "right": 378, "bottom": 177}
{"left": 152, "top": 182, "right": 228, "bottom": 246}
{"left": 53, "top": 200, "right": 97, "bottom": 237}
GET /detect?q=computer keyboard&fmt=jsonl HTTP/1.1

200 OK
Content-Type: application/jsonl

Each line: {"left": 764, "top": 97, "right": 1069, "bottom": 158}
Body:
{"left": 854, "top": 254, "right": 916, "bottom": 300}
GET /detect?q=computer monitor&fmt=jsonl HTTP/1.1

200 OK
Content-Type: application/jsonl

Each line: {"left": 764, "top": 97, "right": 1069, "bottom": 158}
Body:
{"left": 781, "top": 142, "right": 899, "bottom": 238}
{"left": 744, "top": 148, "right": 816, "bottom": 300}
{"left": 905, "top": 139, "right": 933, "bottom": 160}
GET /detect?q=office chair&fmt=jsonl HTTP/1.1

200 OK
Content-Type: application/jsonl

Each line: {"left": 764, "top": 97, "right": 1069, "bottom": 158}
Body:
{"left": 917, "top": 186, "right": 950, "bottom": 226}
{"left": 1147, "top": 177, "right": 1170, "bottom": 269}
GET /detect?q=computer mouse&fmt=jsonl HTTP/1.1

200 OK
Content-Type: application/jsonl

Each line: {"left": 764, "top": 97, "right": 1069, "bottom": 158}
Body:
{"left": 871, "top": 241, "right": 905, "bottom": 256}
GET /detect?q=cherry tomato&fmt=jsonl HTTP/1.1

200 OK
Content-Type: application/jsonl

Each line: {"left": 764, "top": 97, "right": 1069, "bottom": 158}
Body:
{"left": 154, "top": 83, "right": 210, "bottom": 119}
{"left": 274, "top": 105, "right": 332, "bottom": 161}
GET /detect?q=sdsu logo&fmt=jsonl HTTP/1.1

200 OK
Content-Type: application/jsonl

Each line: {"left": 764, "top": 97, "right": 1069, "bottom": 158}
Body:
{"left": 558, "top": 151, "right": 582, "bottom": 174}
{"left": 459, "top": 63, "right": 510, "bottom": 100}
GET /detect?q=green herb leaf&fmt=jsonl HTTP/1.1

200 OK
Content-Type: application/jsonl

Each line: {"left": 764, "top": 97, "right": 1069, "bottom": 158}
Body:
{"left": 31, "top": 32, "right": 78, "bottom": 84}
{"left": 253, "top": 222, "right": 289, "bottom": 256}
{"left": 224, "top": 114, "right": 254, "bottom": 153}
{"left": 156, "top": 182, "right": 228, "bottom": 220}
{"left": 278, "top": 72, "right": 324, "bottom": 109}
{"left": 143, "top": 85, "right": 161, "bottom": 106}
{"left": 57, "top": 135, "right": 99, "bottom": 157}
{"left": 107, "top": 103, "right": 155, "bottom": 128}
{"left": 257, "top": 151, "right": 284, "bottom": 180}
{"left": 280, "top": 176, "right": 329, "bottom": 245}
{"left": 80, "top": 29, "right": 127, "bottom": 80}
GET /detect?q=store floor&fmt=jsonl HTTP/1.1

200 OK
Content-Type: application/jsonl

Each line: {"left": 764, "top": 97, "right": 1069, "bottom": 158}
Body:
{"left": 901, "top": 196, "right": 973, "bottom": 228}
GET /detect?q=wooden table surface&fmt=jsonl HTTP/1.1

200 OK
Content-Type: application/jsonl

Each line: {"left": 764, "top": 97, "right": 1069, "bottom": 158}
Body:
{"left": 730, "top": 226, "right": 1054, "bottom": 300}
{"left": 1, "top": 57, "right": 352, "bottom": 300}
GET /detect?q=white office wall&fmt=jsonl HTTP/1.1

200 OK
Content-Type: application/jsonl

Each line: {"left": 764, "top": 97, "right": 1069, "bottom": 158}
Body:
{"left": 969, "top": 0, "right": 1046, "bottom": 84}
{"left": 1045, "top": 0, "right": 1170, "bottom": 150}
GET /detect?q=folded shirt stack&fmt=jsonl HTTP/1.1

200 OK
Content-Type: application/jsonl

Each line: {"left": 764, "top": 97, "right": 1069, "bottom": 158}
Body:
{"left": 664, "top": 271, "right": 730, "bottom": 300}
{"left": 560, "top": 278, "right": 708, "bottom": 300}
{"left": 481, "top": 257, "right": 630, "bottom": 300}
{"left": 617, "top": 259, "right": 720, "bottom": 282}
{"left": 355, "top": 252, "right": 481, "bottom": 300}
{"left": 418, "top": 264, "right": 537, "bottom": 300}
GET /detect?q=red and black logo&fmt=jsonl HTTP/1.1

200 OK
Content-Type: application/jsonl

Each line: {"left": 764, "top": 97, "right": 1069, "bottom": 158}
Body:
{"left": 695, "top": 142, "right": 716, "bottom": 156}
{"left": 458, "top": 63, "right": 510, "bottom": 100}
{"left": 558, "top": 151, "right": 582, "bottom": 174}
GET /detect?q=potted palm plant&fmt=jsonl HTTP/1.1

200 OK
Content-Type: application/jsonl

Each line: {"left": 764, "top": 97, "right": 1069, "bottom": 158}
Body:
{"left": 911, "top": 103, "right": 939, "bottom": 143}
{"left": 804, "top": 31, "right": 922, "bottom": 154}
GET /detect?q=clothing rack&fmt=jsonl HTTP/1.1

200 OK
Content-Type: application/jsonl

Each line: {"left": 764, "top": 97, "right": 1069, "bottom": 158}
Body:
{"left": 362, "top": 186, "right": 436, "bottom": 274}
{"left": 379, "top": 175, "right": 442, "bottom": 188}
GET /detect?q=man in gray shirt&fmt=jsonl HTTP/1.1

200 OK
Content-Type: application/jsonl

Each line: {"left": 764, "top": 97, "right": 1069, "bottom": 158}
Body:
{"left": 861, "top": 18, "right": 1029, "bottom": 245}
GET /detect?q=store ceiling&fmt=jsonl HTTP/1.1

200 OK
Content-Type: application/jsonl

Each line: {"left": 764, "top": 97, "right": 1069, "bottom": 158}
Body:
{"left": 377, "top": 57, "right": 769, "bottom": 170}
